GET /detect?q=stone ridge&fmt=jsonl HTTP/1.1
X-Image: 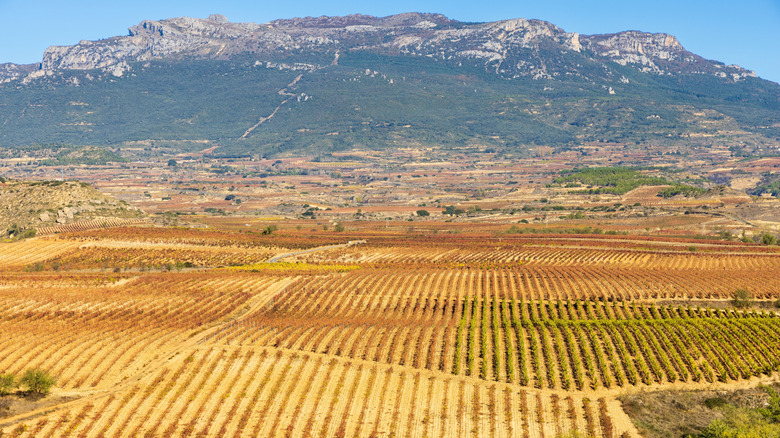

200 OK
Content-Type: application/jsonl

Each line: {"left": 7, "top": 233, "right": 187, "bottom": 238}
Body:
{"left": 268, "top": 12, "right": 454, "bottom": 28}
{"left": 7, "top": 12, "right": 757, "bottom": 83}
{"left": 0, "top": 63, "right": 37, "bottom": 83}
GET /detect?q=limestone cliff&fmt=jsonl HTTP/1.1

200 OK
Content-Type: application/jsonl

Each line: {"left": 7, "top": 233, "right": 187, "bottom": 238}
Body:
{"left": 8, "top": 13, "right": 756, "bottom": 83}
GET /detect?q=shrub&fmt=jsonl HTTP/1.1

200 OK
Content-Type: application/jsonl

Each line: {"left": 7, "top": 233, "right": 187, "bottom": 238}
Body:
{"left": 20, "top": 368, "right": 55, "bottom": 395}
{"left": 416, "top": 209, "right": 430, "bottom": 217}
{"left": 704, "top": 397, "right": 727, "bottom": 409}
{"left": 443, "top": 205, "right": 465, "bottom": 216}
{"left": 0, "top": 373, "right": 16, "bottom": 395}
{"left": 758, "top": 387, "right": 780, "bottom": 423}
{"left": 731, "top": 289, "right": 753, "bottom": 309}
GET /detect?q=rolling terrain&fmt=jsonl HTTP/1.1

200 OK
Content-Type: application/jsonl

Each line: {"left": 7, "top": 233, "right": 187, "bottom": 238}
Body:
{"left": 0, "top": 224, "right": 778, "bottom": 436}
{"left": 0, "top": 10, "right": 779, "bottom": 438}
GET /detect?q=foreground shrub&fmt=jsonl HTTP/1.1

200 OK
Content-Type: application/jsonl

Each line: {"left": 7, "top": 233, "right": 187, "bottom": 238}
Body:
{"left": 0, "top": 373, "right": 16, "bottom": 395}
{"left": 731, "top": 289, "right": 753, "bottom": 309}
{"left": 20, "top": 368, "right": 55, "bottom": 395}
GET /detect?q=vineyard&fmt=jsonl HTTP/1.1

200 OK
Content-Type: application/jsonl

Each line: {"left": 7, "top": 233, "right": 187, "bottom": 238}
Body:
{"left": 208, "top": 268, "right": 780, "bottom": 390}
{"left": 36, "top": 218, "right": 149, "bottom": 236}
{"left": 0, "top": 228, "right": 778, "bottom": 436}
{"left": 0, "top": 347, "right": 630, "bottom": 438}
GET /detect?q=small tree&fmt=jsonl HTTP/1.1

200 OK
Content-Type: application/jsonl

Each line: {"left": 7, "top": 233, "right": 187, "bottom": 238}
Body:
{"left": 762, "top": 233, "right": 777, "bottom": 245}
{"left": 20, "top": 368, "right": 55, "bottom": 395}
{"left": 443, "top": 205, "right": 465, "bottom": 216}
{"left": 334, "top": 222, "right": 345, "bottom": 232}
{"left": 0, "top": 373, "right": 16, "bottom": 395}
{"left": 416, "top": 209, "right": 430, "bottom": 217}
{"left": 262, "top": 225, "right": 277, "bottom": 235}
{"left": 6, "top": 223, "right": 20, "bottom": 237}
{"left": 731, "top": 289, "right": 753, "bottom": 309}
{"left": 167, "top": 159, "right": 178, "bottom": 167}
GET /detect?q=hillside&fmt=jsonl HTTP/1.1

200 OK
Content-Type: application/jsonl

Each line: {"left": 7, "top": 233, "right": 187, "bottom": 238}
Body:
{"left": 0, "top": 13, "right": 777, "bottom": 157}
{"left": 0, "top": 179, "right": 145, "bottom": 237}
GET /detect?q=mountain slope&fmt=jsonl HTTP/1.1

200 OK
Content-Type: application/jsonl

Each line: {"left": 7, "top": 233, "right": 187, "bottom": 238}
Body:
{"left": 0, "top": 13, "right": 777, "bottom": 156}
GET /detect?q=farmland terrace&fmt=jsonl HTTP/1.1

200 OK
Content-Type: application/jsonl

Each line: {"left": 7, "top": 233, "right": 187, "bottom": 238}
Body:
{"left": 0, "top": 224, "right": 778, "bottom": 436}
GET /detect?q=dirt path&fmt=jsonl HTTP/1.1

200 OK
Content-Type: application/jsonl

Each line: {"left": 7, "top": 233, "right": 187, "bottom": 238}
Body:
{"left": 241, "top": 74, "right": 303, "bottom": 138}
{"left": 266, "top": 240, "right": 364, "bottom": 263}
{"left": 241, "top": 51, "right": 340, "bottom": 139}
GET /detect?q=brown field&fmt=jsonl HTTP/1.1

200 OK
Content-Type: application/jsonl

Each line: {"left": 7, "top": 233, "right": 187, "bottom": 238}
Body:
{"left": 0, "top": 224, "right": 779, "bottom": 437}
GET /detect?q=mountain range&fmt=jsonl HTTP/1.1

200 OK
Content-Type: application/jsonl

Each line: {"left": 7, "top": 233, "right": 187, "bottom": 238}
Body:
{"left": 0, "top": 13, "right": 778, "bottom": 157}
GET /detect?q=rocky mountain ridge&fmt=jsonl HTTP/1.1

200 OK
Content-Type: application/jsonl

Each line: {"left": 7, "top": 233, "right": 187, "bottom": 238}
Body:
{"left": 1, "top": 13, "right": 757, "bottom": 83}
{"left": 0, "top": 12, "right": 776, "bottom": 155}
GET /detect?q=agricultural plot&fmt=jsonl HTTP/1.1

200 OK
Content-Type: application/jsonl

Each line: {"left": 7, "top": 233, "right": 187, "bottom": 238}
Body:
{"left": 1, "top": 347, "right": 629, "bottom": 438}
{"left": 0, "top": 229, "right": 778, "bottom": 437}
{"left": 0, "top": 238, "right": 82, "bottom": 270}
{"left": 36, "top": 218, "right": 149, "bottom": 236}
{"left": 0, "top": 271, "right": 292, "bottom": 391}
{"left": 212, "top": 268, "right": 780, "bottom": 390}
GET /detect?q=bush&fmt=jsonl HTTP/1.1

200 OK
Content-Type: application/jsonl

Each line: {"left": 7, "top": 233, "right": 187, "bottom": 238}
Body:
{"left": 731, "top": 289, "right": 753, "bottom": 309}
{"left": 0, "top": 373, "right": 16, "bottom": 395}
{"left": 758, "top": 387, "right": 780, "bottom": 423}
{"left": 761, "top": 233, "right": 777, "bottom": 245}
{"left": 704, "top": 397, "right": 727, "bottom": 409}
{"left": 416, "top": 209, "right": 430, "bottom": 217}
{"left": 698, "top": 387, "right": 780, "bottom": 437}
{"left": 20, "top": 368, "right": 55, "bottom": 395}
{"left": 443, "top": 205, "right": 465, "bottom": 216}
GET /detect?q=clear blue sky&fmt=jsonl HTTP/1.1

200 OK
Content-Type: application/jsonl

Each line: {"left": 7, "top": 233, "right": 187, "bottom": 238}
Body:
{"left": 1, "top": 0, "right": 778, "bottom": 83}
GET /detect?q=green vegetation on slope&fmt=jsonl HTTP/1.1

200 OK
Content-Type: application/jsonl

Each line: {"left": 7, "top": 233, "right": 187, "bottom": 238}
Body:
{"left": 553, "top": 166, "right": 706, "bottom": 196}
{"left": 748, "top": 172, "right": 780, "bottom": 197}
{"left": 40, "top": 145, "right": 127, "bottom": 166}
{"left": 0, "top": 51, "right": 778, "bottom": 156}
{"left": 554, "top": 167, "right": 667, "bottom": 194}
{"left": 694, "top": 387, "right": 780, "bottom": 438}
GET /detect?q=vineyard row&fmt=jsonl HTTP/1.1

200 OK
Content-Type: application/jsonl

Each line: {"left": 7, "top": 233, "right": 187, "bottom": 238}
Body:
{"left": 1, "top": 346, "right": 629, "bottom": 437}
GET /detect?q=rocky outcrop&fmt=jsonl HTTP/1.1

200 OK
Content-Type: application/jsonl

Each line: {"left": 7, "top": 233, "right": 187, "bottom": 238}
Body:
{"left": 8, "top": 13, "right": 758, "bottom": 83}
{"left": 0, "top": 62, "right": 37, "bottom": 83}
{"left": 0, "top": 180, "right": 145, "bottom": 234}
{"left": 581, "top": 31, "right": 755, "bottom": 79}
